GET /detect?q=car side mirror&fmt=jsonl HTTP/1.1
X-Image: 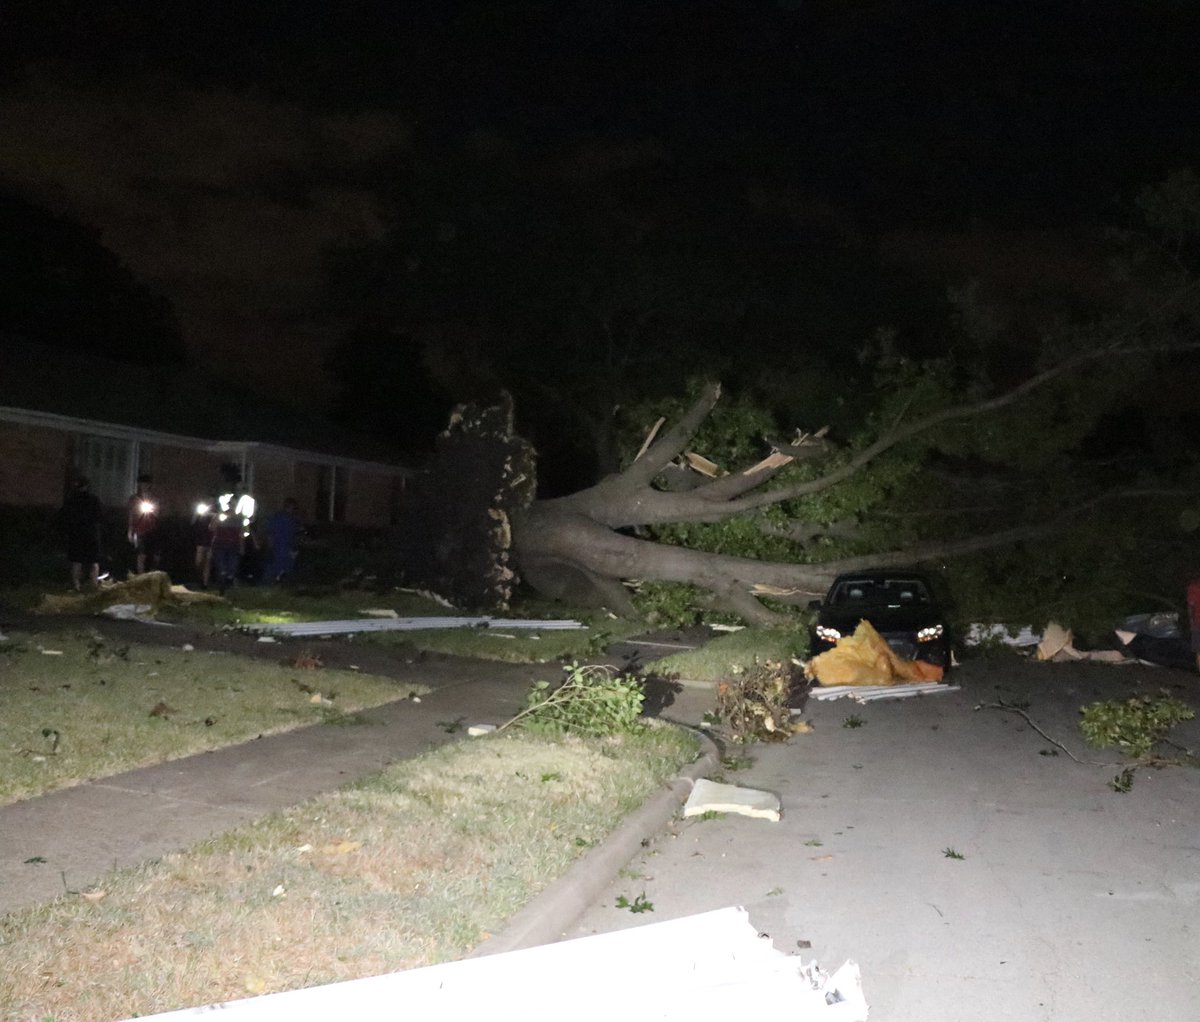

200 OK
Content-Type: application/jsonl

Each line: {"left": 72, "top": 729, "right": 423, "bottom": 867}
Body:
{"left": 807, "top": 599, "right": 822, "bottom": 611}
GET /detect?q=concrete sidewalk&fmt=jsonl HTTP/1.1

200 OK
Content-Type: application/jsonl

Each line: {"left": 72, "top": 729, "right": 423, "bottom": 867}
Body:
{"left": 0, "top": 616, "right": 715, "bottom": 919}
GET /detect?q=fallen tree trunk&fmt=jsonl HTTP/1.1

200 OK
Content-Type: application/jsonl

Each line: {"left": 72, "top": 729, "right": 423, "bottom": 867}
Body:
{"left": 512, "top": 506, "right": 831, "bottom": 625}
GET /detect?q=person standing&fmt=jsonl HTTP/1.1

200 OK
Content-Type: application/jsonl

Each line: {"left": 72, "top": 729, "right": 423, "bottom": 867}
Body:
{"left": 127, "top": 474, "right": 160, "bottom": 575}
{"left": 209, "top": 503, "right": 243, "bottom": 594}
{"left": 62, "top": 476, "right": 103, "bottom": 590}
{"left": 1188, "top": 577, "right": 1200, "bottom": 674}
{"left": 266, "top": 498, "right": 303, "bottom": 583}
{"left": 209, "top": 465, "right": 255, "bottom": 593}
{"left": 192, "top": 496, "right": 215, "bottom": 587}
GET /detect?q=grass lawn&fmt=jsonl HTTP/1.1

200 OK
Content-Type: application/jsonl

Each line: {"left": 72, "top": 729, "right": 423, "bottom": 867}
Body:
{"left": 0, "top": 630, "right": 425, "bottom": 805}
{"left": 0, "top": 723, "right": 700, "bottom": 1022}
{"left": 4, "top": 577, "right": 646, "bottom": 664}
{"left": 650, "top": 625, "right": 808, "bottom": 682}
{"left": 150, "top": 586, "right": 644, "bottom": 663}
{"left": 155, "top": 584, "right": 455, "bottom": 628}
{"left": 360, "top": 617, "right": 645, "bottom": 663}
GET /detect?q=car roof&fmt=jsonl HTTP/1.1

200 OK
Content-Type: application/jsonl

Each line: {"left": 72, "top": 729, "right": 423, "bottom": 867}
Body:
{"left": 830, "top": 570, "right": 932, "bottom": 584}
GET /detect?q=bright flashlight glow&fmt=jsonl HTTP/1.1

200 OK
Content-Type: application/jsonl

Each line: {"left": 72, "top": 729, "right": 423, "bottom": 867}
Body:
{"left": 195, "top": 502, "right": 210, "bottom": 516}
{"left": 139, "top": 501, "right": 155, "bottom": 515}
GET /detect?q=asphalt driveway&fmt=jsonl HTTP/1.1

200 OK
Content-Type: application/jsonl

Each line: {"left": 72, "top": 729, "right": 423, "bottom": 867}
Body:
{"left": 567, "top": 656, "right": 1200, "bottom": 1022}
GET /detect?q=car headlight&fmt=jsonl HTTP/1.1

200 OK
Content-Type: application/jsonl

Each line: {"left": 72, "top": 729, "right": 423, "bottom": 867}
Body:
{"left": 917, "top": 624, "right": 944, "bottom": 642}
{"left": 815, "top": 624, "right": 842, "bottom": 643}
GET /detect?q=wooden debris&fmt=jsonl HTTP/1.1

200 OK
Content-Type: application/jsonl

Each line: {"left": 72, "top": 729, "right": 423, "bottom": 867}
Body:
{"left": 633, "top": 417, "right": 667, "bottom": 461}
{"left": 683, "top": 451, "right": 723, "bottom": 477}
{"left": 742, "top": 451, "right": 794, "bottom": 476}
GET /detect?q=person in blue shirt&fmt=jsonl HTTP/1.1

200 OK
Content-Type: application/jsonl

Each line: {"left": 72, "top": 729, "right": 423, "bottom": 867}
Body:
{"left": 266, "top": 497, "right": 303, "bottom": 583}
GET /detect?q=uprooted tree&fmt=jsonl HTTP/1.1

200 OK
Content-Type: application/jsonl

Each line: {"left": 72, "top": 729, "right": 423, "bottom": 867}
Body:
{"left": 511, "top": 349, "right": 1196, "bottom": 626}
{"left": 391, "top": 173, "right": 1200, "bottom": 626}
{"left": 396, "top": 316, "right": 1198, "bottom": 627}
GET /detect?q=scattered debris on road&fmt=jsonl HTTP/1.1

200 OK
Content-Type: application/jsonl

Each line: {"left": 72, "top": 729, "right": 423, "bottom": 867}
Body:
{"left": 714, "top": 658, "right": 797, "bottom": 743}
{"left": 1036, "top": 622, "right": 1128, "bottom": 663}
{"left": 966, "top": 614, "right": 1197, "bottom": 671}
{"left": 684, "top": 779, "right": 781, "bottom": 822}
{"left": 807, "top": 682, "right": 960, "bottom": 703}
{"left": 964, "top": 623, "right": 1041, "bottom": 647}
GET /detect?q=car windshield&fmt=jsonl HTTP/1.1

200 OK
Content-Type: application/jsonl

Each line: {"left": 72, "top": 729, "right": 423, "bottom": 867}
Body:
{"left": 830, "top": 578, "right": 932, "bottom": 607}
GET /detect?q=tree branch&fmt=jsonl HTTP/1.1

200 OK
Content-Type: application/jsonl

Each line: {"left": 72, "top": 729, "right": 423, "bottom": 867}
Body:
{"left": 872, "top": 504, "right": 1005, "bottom": 518}
{"left": 549, "top": 318, "right": 1199, "bottom": 531}
{"left": 717, "top": 335, "right": 1200, "bottom": 514}
{"left": 691, "top": 429, "right": 830, "bottom": 502}
{"left": 757, "top": 517, "right": 865, "bottom": 545}
{"left": 807, "top": 487, "right": 1193, "bottom": 576}
{"left": 822, "top": 522, "right": 1057, "bottom": 574}
{"left": 620, "top": 381, "right": 722, "bottom": 488}
{"left": 693, "top": 451, "right": 795, "bottom": 501}
{"left": 706, "top": 584, "right": 792, "bottom": 627}
{"left": 764, "top": 428, "right": 832, "bottom": 462}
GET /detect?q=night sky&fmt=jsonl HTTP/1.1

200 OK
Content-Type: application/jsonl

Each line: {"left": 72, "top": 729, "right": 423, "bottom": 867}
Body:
{"left": 2, "top": 1, "right": 1198, "bottom": 407}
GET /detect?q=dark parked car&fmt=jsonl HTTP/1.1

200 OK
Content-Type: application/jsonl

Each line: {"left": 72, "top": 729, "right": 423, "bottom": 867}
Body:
{"left": 808, "top": 570, "right": 951, "bottom": 668}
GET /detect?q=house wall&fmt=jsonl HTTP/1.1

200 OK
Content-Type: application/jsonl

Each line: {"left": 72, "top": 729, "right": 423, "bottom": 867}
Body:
{"left": 290, "top": 460, "right": 396, "bottom": 528}
{"left": 249, "top": 453, "right": 299, "bottom": 519}
{"left": 0, "top": 421, "right": 70, "bottom": 507}
{"left": 0, "top": 417, "right": 407, "bottom": 530}
{"left": 142, "top": 443, "right": 227, "bottom": 517}
{"left": 346, "top": 468, "right": 393, "bottom": 528}
{"left": 293, "top": 461, "right": 323, "bottom": 523}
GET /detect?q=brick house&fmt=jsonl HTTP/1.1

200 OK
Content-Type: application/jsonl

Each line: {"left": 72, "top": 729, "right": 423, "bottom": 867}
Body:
{"left": 0, "top": 340, "right": 413, "bottom": 529}
{"left": 0, "top": 404, "right": 410, "bottom": 527}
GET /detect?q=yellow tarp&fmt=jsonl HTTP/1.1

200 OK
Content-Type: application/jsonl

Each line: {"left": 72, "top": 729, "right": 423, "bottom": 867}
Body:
{"left": 805, "top": 619, "right": 945, "bottom": 687}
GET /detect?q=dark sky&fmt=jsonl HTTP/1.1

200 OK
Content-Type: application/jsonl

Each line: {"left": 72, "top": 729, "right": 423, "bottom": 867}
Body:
{"left": 8, "top": 1, "right": 1197, "bottom": 214}
{"left": 2, "top": 1, "right": 1198, "bottom": 398}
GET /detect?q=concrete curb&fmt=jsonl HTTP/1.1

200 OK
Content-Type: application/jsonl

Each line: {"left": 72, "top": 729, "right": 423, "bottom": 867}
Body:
{"left": 469, "top": 727, "right": 721, "bottom": 958}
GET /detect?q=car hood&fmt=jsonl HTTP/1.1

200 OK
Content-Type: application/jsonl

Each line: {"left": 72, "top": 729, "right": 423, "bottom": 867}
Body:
{"left": 818, "top": 604, "right": 942, "bottom": 634}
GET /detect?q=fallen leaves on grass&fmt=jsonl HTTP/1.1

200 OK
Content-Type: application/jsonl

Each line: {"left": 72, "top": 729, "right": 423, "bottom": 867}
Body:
{"left": 292, "top": 651, "right": 324, "bottom": 670}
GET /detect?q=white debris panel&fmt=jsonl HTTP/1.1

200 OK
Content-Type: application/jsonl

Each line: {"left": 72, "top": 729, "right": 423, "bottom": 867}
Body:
{"left": 120, "top": 907, "right": 868, "bottom": 1021}
{"left": 963, "top": 623, "right": 1041, "bottom": 647}
{"left": 684, "top": 779, "right": 782, "bottom": 822}
{"left": 806, "top": 682, "right": 961, "bottom": 703}
{"left": 239, "top": 616, "right": 585, "bottom": 637}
